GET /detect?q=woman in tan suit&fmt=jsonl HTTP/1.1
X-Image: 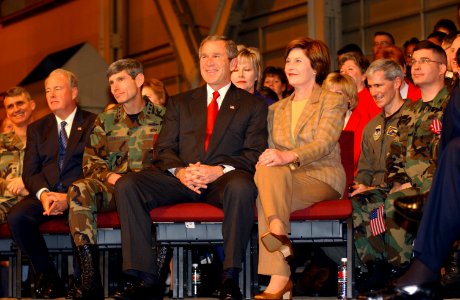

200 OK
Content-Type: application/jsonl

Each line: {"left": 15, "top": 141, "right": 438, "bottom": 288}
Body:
{"left": 254, "top": 38, "right": 347, "bottom": 299}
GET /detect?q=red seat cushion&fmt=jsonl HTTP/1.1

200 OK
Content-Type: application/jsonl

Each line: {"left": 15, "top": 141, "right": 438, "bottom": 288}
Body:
{"left": 36, "top": 211, "right": 122, "bottom": 235}
{"left": 39, "top": 217, "right": 69, "bottom": 234}
{"left": 0, "top": 223, "right": 10, "bottom": 238}
{"left": 97, "top": 211, "right": 120, "bottom": 228}
{"left": 150, "top": 203, "right": 224, "bottom": 222}
{"left": 290, "top": 199, "right": 352, "bottom": 221}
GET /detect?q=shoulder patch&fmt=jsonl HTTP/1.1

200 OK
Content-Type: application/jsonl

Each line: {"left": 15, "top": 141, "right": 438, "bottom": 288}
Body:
{"left": 386, "top": 126, "right": 398, "bottom": 137}
{"left": 373, "top": 125, "right": 382, "bottom": 141}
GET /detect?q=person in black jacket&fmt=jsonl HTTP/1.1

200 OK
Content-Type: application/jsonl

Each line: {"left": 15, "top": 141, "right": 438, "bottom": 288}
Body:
{"left": 7, "top": 69, "right": 96, "bottom": 299}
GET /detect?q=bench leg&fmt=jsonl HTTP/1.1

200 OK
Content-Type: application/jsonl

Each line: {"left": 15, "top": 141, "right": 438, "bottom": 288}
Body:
{"left": 102, "top": 249, "right": 109, "bottom": 298}
{"left": 8, "top": 255, "right": 14, "bottom": 297}
{"left": 242, "top": 243, "right": 251, "bottom": 299}
{"left": 15, "top": 247, "right": 21, "bottom": 299}
{"left": 346, "top": 218, "right": 353, "bottom": 299}
{"left": 171, "top": 246, "right": 185, "bottom": 299}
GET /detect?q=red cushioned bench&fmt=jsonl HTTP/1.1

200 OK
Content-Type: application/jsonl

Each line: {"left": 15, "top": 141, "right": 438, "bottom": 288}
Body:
{"left": 1, "top": 131, "right": 354, "bottom": 299}
{"left": 0, "top": 211, "right": 123, "bottom": 298}
{"left": 150, "top": 131, "right": 354, "bottom": 299}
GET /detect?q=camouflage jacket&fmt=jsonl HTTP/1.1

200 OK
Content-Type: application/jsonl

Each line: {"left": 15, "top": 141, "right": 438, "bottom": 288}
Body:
{"left": 82, "top": 100, "right": 165, "bottom": 182}
{"left": 355, "top": 100, "right": 410, "bottom": 187}
{"left": 0, "top": 131, "right": 25, "bottom": 200}
{"left": 385, "top": 86, "right": 450, "bottom": 193}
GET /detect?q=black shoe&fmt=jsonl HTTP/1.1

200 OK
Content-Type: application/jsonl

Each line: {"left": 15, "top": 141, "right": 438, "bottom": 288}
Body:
{"left": 354, "top": 265, "right": 368, "bottom": 294}
{"left": 394, "top": 193, "right": 428, "bottom": 222}
{"left": 218, "top": 278, "right": 242, "bottom": 300}
{"left": 65, "top": 275, "right": 80, "bottom": 299}
{"left": 34, "top": 270, "right": 66, "bottom": 299}
{"left": 441, "top": 250, "right": 460, "bottom": 298}
{"left": 72, "top": 244, "right": 104, "bottom": 300}
{"left": 357, "top": 282, "right": 440, "bottom": 300}
{"left": 388, "top": 263, "right": 410, "bottom": 283}
{"left": 359, "top": 261, "right": 390, "bottom": 292}
{"left": 114, "top": 277, "right": 164, "bottom": 300}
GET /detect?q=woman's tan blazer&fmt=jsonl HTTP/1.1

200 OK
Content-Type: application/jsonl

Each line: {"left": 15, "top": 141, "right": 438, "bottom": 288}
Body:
{"left": 267, "top": 84, "right": 348, "bottom": 197}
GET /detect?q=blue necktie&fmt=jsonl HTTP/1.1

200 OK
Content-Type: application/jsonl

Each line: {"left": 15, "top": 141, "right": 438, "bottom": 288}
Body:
{"left": 58, "top": 121, "right": 68, "bottom": 171}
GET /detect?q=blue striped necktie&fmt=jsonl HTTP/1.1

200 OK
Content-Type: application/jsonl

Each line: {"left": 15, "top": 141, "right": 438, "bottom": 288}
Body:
{"left": 58, "top": 121, "right": 68, "bottom": 171}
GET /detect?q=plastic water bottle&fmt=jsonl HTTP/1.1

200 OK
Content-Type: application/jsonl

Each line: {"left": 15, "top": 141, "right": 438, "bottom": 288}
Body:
{"left": 337, "top": 257, "right": 347, "bottom": 299}
{"left": 192, "top": 263, "right": 201, "bottom": 297}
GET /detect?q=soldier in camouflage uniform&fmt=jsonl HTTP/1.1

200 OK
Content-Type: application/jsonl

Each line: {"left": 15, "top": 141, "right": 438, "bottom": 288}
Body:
{"left": 352, "top": 42, "right": 449, "bottom": 292}
{"left": 352, "top": 60, "right": 408, "bottom": 270}
{"left": 67, "top": 58, "right": 165, "bottom": 299}
{"left": 0, "top": 87, "right": 35, "bottom": 223}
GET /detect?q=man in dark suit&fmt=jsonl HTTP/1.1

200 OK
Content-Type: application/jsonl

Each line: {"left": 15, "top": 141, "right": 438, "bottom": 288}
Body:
{"left": 113, "top": 35, "right": 268, "bottom": 300}
{"left": 7, "top": 69, "right": 96, "bottom": 299}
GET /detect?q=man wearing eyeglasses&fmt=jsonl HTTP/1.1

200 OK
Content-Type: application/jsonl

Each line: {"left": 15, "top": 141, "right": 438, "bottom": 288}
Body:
{"left": 372, "top": 31, "right": 395, "bottom": 58}
{"left": 357, "top": 40, "right": 449, "bottom": 298}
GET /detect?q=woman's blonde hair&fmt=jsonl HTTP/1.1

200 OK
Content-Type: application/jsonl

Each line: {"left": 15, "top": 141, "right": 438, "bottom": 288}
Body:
{"left": 236, "top": 47, "right": 263, "bottom": 90}
{"left": 322, "top": 72, "right": 358, "bottom": 110}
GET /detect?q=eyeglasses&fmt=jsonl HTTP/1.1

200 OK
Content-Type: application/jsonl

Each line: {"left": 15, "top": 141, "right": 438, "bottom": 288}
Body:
{"left": 410, "top": 58, "right": 444, "bottom": 65}
{"left": 373, "top": 41, "right": 390, "bottom": 47}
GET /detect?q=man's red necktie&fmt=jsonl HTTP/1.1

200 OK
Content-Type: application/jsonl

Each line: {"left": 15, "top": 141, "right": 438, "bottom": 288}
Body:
{"left": 205, "top": 90, "right": 220, "bottom": 151}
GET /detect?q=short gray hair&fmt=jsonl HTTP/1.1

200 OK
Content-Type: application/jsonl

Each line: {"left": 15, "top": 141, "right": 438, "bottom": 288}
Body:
{"left": 366, "top": 59, "right": 404, "bottom": 81}
{"left": 46, "top": 69, "right": 78, "bottom": 88}
{"left": 107, "top": 58, "right": 143, "bottom": 79}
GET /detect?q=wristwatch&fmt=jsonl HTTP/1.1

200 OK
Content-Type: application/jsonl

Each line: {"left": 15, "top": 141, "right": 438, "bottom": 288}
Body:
{"left": 288, "top": 153, "right": 300, "bottom": 170}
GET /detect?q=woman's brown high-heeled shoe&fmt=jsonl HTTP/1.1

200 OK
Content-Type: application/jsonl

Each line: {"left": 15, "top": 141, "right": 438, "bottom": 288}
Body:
{"left": 254, "top": 279, "right": 293, "bottom": 300}
{"left": 260, "top": 232, "right": 294, "bottom": 261}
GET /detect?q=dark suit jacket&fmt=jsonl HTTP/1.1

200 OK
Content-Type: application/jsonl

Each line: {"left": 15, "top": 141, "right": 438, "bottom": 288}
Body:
{"left": 440, "top": 85, "right": 460, "bottom": 155}
{"left": 154, "top": 84, "right": 268, "bottom": 174}
{"left": 22, "top": 108, "right": 96, "bottom": 197}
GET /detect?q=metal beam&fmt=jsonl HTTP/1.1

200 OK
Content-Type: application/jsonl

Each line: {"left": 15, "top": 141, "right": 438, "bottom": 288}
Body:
{"left": 209, "top": 0, "right": 249, "bottom": 41}
{"left": 153, "top": 0, "right": 201, "bottom": 89}
{"left": 308, "top": 0, "right": 342, "bottom": 69}
{"left": 110, "top": 0, "right": 127, "bottom": 62}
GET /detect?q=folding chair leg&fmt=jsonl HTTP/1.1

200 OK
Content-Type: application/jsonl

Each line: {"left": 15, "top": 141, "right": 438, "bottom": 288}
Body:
{"left": 171, "top": 247, "right": 178, "bottom": 299}
{"left": 243, "top": 243, "right": 251, "bottom": 299}
{"left": 171, "top": 246, "right": 185, "bottom": 299}
{"left": 103, "top": 250, "right": 109, "bottom": 297}
{"left": 8, "top": 255, "right": 14, "bottom": 297}
{"left": 15, "top": 247, "right": 21, "bottom": 299}
{"left": 178, "top": 246, "right": 184, "bottom": 299}
{"left": 346, "top": 218, "right": 353, "bottom": 299}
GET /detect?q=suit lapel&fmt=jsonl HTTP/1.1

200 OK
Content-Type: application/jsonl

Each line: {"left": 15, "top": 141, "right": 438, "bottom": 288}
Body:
{"left": 293, "top": 85, "right": 321, "bottom": 138}
{"left": 61, "top": 109, "right": 85, "bottom": 170}
{"left": 189, "top": 87, "right": 208, "bottom": 159}
{"left": 44, "top": 115, "right": 60, "bottom": 164}
{"left": 277, "top": 96, "right": 293, "bottom": 148}
{"left": 205, "top": 85, "right": 240, "bottom": 158}
{"left": 207, "top": 86, "right": 240, "bottom": 154}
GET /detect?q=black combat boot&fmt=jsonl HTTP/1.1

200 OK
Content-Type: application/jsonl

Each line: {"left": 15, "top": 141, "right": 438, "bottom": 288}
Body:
{"left": 441, "top": 249, "right": 460, "bottom": 298}
{"left": 154, "top": 246, "right": 172, "bottom": 285}
{"left": 359, "top": 260, "right": 389, "bottom": 292}
{"left": 394, "top": 193, "right": 428, "bottom": 222}
{"left": 73, "top": 244, "right": 104, "bottom": 300}
{"left": 34, "top": 268, "right": 66, "bottom": 299}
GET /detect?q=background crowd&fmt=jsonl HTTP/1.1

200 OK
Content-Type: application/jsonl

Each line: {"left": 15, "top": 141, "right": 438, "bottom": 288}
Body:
{"left": 1, "top": 16, "right": 460, "bottom": 300}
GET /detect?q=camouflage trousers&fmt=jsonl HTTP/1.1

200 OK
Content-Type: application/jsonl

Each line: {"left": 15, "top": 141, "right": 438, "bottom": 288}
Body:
{"left": 68, "top": 178, "right": 116, "bottom": 246}
{"left": 352, "top": 187, "right": 419, "bottom": 267}
{"left": 0, "top": 197, "right": 18, "bottom": 224}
